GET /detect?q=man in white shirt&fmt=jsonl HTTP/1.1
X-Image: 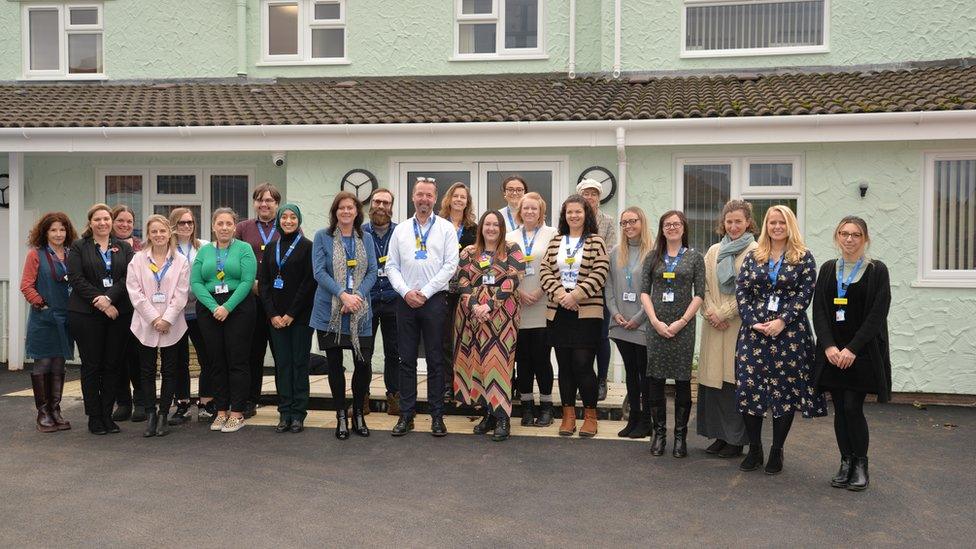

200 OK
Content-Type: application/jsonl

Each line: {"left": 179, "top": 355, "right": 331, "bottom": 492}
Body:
{"left": 498, "top": 175, "right": 527, "bottom": 232}
{"left": 385, "top": 178, "right": 460, "bottom": 436}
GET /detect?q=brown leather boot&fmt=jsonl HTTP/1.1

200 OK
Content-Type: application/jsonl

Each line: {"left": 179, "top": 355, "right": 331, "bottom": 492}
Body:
{"left": 579, "top": 407, "right": 598, "bottom": 438}
{"left": 49, "top": 372, "right": 71, "bottom": 430}
{"left": 558, "top": 406, "right": 576, "bottom": 436}
{"left": 386, "top": 393, "right": 400, "bottom": 416}
{"left": 31, "top": 374, "right": 58, "bottom": 433}
{"left": 362, "top": 393, "right": 371, "bottom": 416}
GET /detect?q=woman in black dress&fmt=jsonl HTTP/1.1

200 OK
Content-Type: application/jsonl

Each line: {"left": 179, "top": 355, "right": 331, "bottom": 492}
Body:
{"left": 813, "top": 216, "right": 890, "bottom": 491}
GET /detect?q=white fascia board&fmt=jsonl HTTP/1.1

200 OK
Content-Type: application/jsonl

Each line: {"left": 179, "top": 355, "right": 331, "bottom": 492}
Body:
{"left": 1, "top": 111, "right": 975, "bottom": 153}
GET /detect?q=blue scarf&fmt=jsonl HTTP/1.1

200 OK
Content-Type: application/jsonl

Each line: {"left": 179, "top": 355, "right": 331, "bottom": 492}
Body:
{"left": 717, "top": 233, "right": 755, "bottom": 294}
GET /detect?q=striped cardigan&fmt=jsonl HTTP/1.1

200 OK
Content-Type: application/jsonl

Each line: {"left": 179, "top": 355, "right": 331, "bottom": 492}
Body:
{"left": 539, "top": 233, "right": 610, "bottom": 320}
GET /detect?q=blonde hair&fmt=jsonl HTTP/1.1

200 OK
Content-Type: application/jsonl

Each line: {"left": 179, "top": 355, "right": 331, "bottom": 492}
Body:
{"left": 514, "top": 192, "right": 547, "bottom": 226}
{"left": 617, "top": 206, "right": 653, "bottom": 268}
{"left": 754, "top": 205, "right": 807, "bottom": 264}
{"left": 438, "top": 182, "right": 476, "bottom": 228}
{"left": 168, "top": 207, "right": 202, "bottom": 250}
{"left": 144, "top": 214, "right": 176, "bottom": 253}
{"left": 833, "top": 215, "right": 872, "bottom": 262}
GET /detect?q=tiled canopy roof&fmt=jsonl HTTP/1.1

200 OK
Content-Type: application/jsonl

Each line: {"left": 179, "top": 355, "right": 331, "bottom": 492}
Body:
{"left": 1, "top": 64, "right": 974, "bottom": 128}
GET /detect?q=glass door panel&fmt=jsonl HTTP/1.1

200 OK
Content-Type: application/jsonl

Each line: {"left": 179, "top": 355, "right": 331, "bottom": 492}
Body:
{"left": 479, "top": 162, "right": 560, "bottom": 228}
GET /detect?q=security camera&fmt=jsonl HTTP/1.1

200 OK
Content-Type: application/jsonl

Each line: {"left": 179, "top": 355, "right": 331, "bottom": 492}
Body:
{"left": 858, "top": 181, "right": 869, "bottom": 198}
{"left": 272, "top": 152, "right": 286, "bottom": 167}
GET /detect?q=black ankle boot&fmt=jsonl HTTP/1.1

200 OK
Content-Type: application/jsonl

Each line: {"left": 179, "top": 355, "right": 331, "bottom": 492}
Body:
{"left": 473, "top": 411, "right": 496, "bottom": 435}
{"left": 649, "top": 406, "right": 667, "bottom": 456}
{"left": 130, "top": 406, "right": 147, "bottom": 423}
{"left": 764, "top": 447, "right": 784, "bottom": 475}
{"left": 740, "top": 445, "right": 764, "bottom": 471}
{"left": 103, "top": 405, "right": 121, "bottom": 434}
{"left": 111, "top": 404, "right": 132, "bottom": 422}
{"left": 156, "top": 409, "right": 169, "bottom": 437}
{"left": 672, "top": 405, "right": 690, "bottom": 458}
{"left": 628, "top": 411, "right": 652, "bottom": 439}
{"left": 534, "top": 402, "right": 553, "bottom": 427}
{"left": 617, "top": 414, "right": 639, "bottom": 438}
{"left": 143, "top": 407, "right": 158, "bottom": 437}
{"left": 831, "top": 455, "right": 854, "bottom": 488}
{"left": 88, "top": 416, "right": 107, "bottom": 435}
{"left": 352, "top": 408, "right": 370, "bottom": 437}
{"left": 492, "top": 415, "right": 511, "bottom": 441}
{"left": 520, "top": 401, "right": 536, "bottom": 427}
{"left": 847, "top": 456, "right": 869, "bottom": 491}
{"left": 335, "top": 409, "right": 350, "bottom": 440}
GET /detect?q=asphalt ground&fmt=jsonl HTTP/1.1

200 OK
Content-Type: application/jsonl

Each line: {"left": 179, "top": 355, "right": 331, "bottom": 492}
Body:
{"left": 0, "top": 368, "right": 972, "bottom": 548}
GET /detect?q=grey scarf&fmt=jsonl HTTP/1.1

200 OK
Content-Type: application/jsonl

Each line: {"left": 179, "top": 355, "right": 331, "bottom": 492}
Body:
{"left": 328, "top": 231, "right": 369, "bottom": 360}
{"left": 717, "top": 233, "right": 755, "bottom": 294}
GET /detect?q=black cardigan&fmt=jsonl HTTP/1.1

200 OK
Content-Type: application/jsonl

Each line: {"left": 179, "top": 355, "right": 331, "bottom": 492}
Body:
{"left": 66, "top": 236, "right": 135, "bottom": 315}
{"left": 812, "top": 259, "right": 892, "bottom": 402}
{"left": 258, "top": 234, "right": 316, "bottom": 324}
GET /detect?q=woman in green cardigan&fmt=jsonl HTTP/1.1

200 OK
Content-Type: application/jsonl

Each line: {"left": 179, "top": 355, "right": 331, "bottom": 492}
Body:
{"left": 191, "top": 207, "right": 257, "bottom": 433}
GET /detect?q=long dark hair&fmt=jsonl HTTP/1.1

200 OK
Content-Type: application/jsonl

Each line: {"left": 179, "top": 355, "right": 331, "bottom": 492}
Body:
{"left": 28, "top": 212, "right": 78, "bottom": 248}
{"left": 81, "top": 203, "right": 112, "bottom": 239}
{"left": 473, "top": 210, "right": 508, "bottom": 258}
{"left": 649, "top": 210, "right": 690, "bottom": 271}
{"left": 328, "top": 191, "right": 364, "bottom": 237}
{"left": 557, "top": 194, "right": 598, "bottom": 236}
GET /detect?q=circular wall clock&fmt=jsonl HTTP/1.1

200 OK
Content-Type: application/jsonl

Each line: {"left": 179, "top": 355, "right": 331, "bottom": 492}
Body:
{"left": 0, "top": 173, "right": 9, "bottom": 208}
{"left": 340, "top": 169, "right": 378, "bottom": 204}
{"left": 577, "top": 166, "right": 616, "bottom": 205}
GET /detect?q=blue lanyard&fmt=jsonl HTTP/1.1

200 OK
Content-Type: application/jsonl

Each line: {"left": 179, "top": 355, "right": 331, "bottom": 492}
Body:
{"left": 768, "top": 255, "right": 784, "bottom": 284}
{"left": 456, "top": 225, "right": 464, "bottom": 243}
{"left": 663, "top": 247, "right": 686, "bottom": 273}
{"left": 522, "top": 228, "right": 539, "bottom": 257}
{"left": 506, "top": 208, "right": 520, "bottom": 230}
{"left": 624, "top": 252, "right": 640, "bottom": 289}
{"left": 564, "top": 234, "right": 586, "bottom": 259}
{"left": 47, "top": 246, "right": 68, "bottom": 279}
{"left": 149, "top": 255, "right": 173, "bottom": 290}
{"left": 413, "top": 215, "right": 436, "bottom": 251}
{"left": 215, "top": 242, "right": 231, "bottom": 274}
{"left": 275, "top": 237, "right": 300, "bottom": 271}
{"left": 257, "top": 221, "right": 276, "bottom": 247}
{"left": 177, "top": 242, "right": 193, "bottom": 259}
{"left": 97, "top": 244, "right": 112, "bottom": 275}
{"left": 836, "top": 257, "right": 864, "bottom": 299}
{"left": 370, "top": 225, "right": 392, "bottom": 257}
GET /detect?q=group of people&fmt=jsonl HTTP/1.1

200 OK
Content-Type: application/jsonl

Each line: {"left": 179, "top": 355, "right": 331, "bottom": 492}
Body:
{"left": 20, "top": 175, "right": 891, "bottom": 491}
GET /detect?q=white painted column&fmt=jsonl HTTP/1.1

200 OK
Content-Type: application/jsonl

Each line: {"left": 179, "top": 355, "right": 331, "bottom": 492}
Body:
{"left": 7, "top": 152, "right": 24, "bottom": 370}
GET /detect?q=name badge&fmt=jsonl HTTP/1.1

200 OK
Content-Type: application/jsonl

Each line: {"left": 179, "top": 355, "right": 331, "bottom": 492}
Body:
{"left": 483, "top": 273, "right": 496, "bottom": 285}
{"left": 273, "top": 277, "right": 284, "bottom": 290}
{"left": 479, "top": 259, "right": 490, "bottom": 268}
{"left": 378, "top": 256, "right": 388, "bottom": 264}
{"left": 565, "top": 257, "right": 576, "bottom": 265}
{"left": 561, "top": 270, "right": 578, "bottom": 286}
{"left": 833, "top": 297, "right": 849, "bottom": 306}
{"left": 215, "top": 283, "right": 229, "bottom": 294}
{"left": 835, "top": 309, "right": 846, "bottom": 322}
{"left": 767, "top": 295, "right": 780, "bottom": 312}
{"left": 346, "top": 259, "right": 357, "bottom": 268}
{"left": 662, "top": 290, "right": 674, "bottom": 303}
{"left": 377, "top": 267, "right": 387, "bottom": 278}
{"left": 102, "top": 278, "right": 113, "bottom": 288}
{"left": 261, "top": 245, "right": 266, "bottom": 251}
{"left": 623, "top": 292, "right": 637, "bottom": 302}
{"left": 347, "top": 272, "right": 354, "bottom": 290}
{"left": 663, "top": 272, "right": 676, "bottom": 279}
{"left": 525, "top": 265, "right": 535, "bottom": 276}
{"left": 524, "top": 254, "right": 534, "bottom": 262}
{"left": 152, "top": 293, "right": 166, "bottom": 303}
{"left": 415, "top": 250, "right": 428, "bottom": 260}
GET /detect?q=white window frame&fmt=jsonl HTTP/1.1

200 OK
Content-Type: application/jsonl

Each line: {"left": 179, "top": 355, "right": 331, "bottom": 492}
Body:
{"left": 680, "top": 0, "right": 830, "bottom": 59}
{"left": 452, "top": 0, "right": 547, "bottom": 61}
{"left": 917, "top": 152, "right": 976, "bottom": 288}
{"left": 259, "top": 0, "right": 349, "bottom": 66}
{"left": 22, "top": 2, "right": 105, "bottom": 80}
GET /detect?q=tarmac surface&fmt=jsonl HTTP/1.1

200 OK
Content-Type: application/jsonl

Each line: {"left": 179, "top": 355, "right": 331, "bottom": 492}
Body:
{"left": 0, "top": 368, "right": 972, "bottom": 547}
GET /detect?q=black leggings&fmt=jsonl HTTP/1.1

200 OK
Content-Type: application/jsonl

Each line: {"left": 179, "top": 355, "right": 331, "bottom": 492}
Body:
{"left": 32, "top": 357, "right": 65, "bottom": 375}
{"left": 555, "top": 347, "right": 598, "bottom": 408}
{"left": 829, "top": 389, "right": 869, "bottom": 457}
{"left": 515, "top": 328, "right": 553, "bottom": 398}
{"left": 743, "top": 412, "right": 795, "bottom": 450}
{"left": 138, "top": 343, "right": 179, "bottom": 412}
{"left": 326, "top": 347, "right": 372, "bottom": 412}
{"left": 613, "top": 339, "right": 647, "bottom": 415}
{"left": 648, "top": 377, "right": 692, "bottom": 408}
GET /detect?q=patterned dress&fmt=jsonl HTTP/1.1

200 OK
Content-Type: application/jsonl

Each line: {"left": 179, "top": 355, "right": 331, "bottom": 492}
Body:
{"left": 641, "top": 248, "right": 705, "bottom": 381}
{"left": 734, "top": 249, "right": 827, "bottom": 419}
{"left": 453, "top": 242, "right": 525, "bottom": 417}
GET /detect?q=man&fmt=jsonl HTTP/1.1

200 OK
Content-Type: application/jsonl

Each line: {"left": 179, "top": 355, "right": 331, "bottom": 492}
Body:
{"left": 363, "top": 188, "right": 401, "bottom": 416}
{"left": 385, "top": 178, "right": 459, "bottom": 437}
{"left": 498, "top": 175, "right": 527, "bottom": 232}
{"left": 577, "top": 178, "right": 616, "bottom": 401}
{"left": 235, "top": 182, "right": 281, "bottom": 418}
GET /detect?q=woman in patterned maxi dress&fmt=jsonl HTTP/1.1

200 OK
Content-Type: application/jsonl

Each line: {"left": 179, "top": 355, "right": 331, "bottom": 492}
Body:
{"left": 735, "top": 205, "right": 827, "bottom": 475}
{"left": 453, "top": 210, "right": 525, "bottom": 441}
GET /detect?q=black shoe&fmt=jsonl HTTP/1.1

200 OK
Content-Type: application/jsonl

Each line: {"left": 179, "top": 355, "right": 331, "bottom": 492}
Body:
{"left": 705, "top": 439, "right": 727, "bottom": 454}
{"left": 672, "top": 405, "right": 690, "bottom": 458}
{"left": 88, "top": 416, "right": 108, "bottom": 435}
{"left": 352, "top": 409, "right": 370, "bottom": 437}
{"left": 104, "top": 417, "right": 121, "bottom": 434}
{"left": 473, "top": 412, "right": 496, "bottom": 435}
{"left": 718, "top": 444, "right": 744, "bottom": 458}
{"left": 155, "top": 409, "right": 169, "bottom": 437}
{"left": 143, "top": 408, "right": 158, "bottom": 437}
{"left": 431, "top": 416, "right": 447, "bottom": 437}
{"left": 111, "top": 404, "right": 132, "bottom": 422}
{"left": 289, "top": 419, "right": 304, "bottom": 433}
{"left": 764, "top": 447, "right": 784, "bottom": 475}
{"left": 243, "top": 402, "right": 257, "bottom": 419}
{"left": 649, "top": 406, "right": 667, "bottom": 456}
{"left": 628, "top": 412, "right": 652, "bottom": 439}
{"left": 275, "top": 418, "right": 291, "bottom": 433}
{"left": 168, "top": 401, "right": 191, "bottom": 426}
{"left": 534, "top": 402, "right": 554, "bottom": 427}
{"left": 831, "top": 455, "right": 854, "bottom": 488}
{"left": 740, "top": 446, "right": 764, "bottom": 471}
{"left": 130, "top": 406, "right": 147, "bottom": 423}
{"left": 491, "top": 416, "right": 511, "bottom": 441}
{"left": 847, "top": 456, "right": 869, "bottom": 491}
{"left": 520, "top": 402, "right": 536, "bottom": 427}
{"left": 335, "top": 410, "right": 350, "bottom": 440}
{"left": 597, "top": 379, "right": 608, "bottom": 402}
{"left": 392, "top": 416, "right": 414, "bottom": 436}
{"left": 617, "top": 415, "right": 639, "bottom": 438}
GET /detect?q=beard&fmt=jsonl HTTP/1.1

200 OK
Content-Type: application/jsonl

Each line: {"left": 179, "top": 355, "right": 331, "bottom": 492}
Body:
{"left": 369, "top": 208, "right": 391, "bottom": 226}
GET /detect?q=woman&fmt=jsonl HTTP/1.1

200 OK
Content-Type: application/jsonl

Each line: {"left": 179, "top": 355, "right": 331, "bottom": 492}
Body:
{"left": 190, "top": 208, "right": 257, "bottom": 433}
{"left": 311, "top": 192, "right": 378, "bottom": 440}
{"left": 126, "top": 215, "right": 190, "bottom": 437}
{"left": 640, "top": 211, "right": 705, "bottom": 458}
{"left": 441, "top": 182, "right": 478, "bottom": 403}
{"left": 539, "top": 195, "right": 609, "bottom": 438}
{"left": 20, "top": 212, "right": 78, "bottom": 432}
{"left": 697, "top": 200, "right": 758, "bottom": 458}
{"left": 507, "top": 192, "right": 558, "bottom": 426}
{"left": 606, "top": 207, "right": 652, "bottom": 438}
{"left": 735, "top": 205, "right": 826, "bottom": 474}
{"left": 110, "top": 204, "right": 146, "bottom": 423}
{"left": 67, "top": 203, "right": 135, "bottom": 435}
{"left": 169, "top": 208, "right": 213, "bottom": 424}
{"left": 259, "top": 204, "right": 316, "bottom": 434}
{"left": 813, "top": 216, "right": 890, "bottom": 491}
{"left": 454, "top": 211, "right": 524, "bottom": 441}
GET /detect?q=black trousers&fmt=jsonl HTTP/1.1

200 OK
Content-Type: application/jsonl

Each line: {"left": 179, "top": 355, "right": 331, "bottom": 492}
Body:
{"left": 613, "top": 338, "right": 647, "bottom": 416}
{"left": 138, "top": 343, "right": 179, "bottom": 412}
{"left": 555, "top": 346, "right": 598, "bottom": 408}
{"left": 115, "top": 332, "right": 145, "bottom": 408}
{"left": 515, "top": 328, "right": 553, "bottom": 397}
{"left": 368, "top": 298, "right": 399, "bottom": 396}
{"left": 175, "top": 317, "right": 213, "bottom": 400}
{"left": 325, "top": 345, "right": 373, "bottom": 412}
{"left": 396, "top": 292, "right": 447, "bottom": 418}
{"left": 69, "top": 311, "right": 129, "bottom": 417}
{"left": 196, "top": 295, "right": 255, "bottom": 413}
{"left": 247, "top": 297, "right": 272, "bottom": 404}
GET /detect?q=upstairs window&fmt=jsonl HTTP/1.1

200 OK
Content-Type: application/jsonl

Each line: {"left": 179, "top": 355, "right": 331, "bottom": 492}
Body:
{"left": 454, "top": 0, "right": 545, "bottom": 60}
{"left": 261, "top": 0, "right": 347, "bottom": 64}
{"left": 682, "top": 0, "right": 828, "bottom": 58}
{"left": 23, "top": 3, "right": 104, "bottom": 79}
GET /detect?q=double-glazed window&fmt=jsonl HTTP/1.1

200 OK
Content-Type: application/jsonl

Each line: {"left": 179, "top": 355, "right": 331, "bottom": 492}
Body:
{"left": 682, "top": 0, "right": 828, "bottom": 58}
{"left": 677, "top": 156, "right": 803, "bottom": 253}
{"left": 920, "top": 153, "right": 976, "bottom": 287}
{"left": 262, "top": 0, "right": 347, "bottom": 64}
{"left": 454, "top": 0, "right": 544, "bottom": 59}
{"left": 23, "top": 3, "right": 103, "bottom": 79}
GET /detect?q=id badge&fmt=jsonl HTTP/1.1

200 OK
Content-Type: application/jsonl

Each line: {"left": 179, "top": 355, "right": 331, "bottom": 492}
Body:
{"left": 767, "top": 295, "right": 780, "bottom": 312}
{"left": 478, "top": 259, "right": 490, "bottom": 269}
{"left": 378, "top": 256, "right": 388, "bottom": 265}
{"left": 273, "top": 277, "right": 284, "bottom": 290}
{"left": 623, "top": 292, "right": 637, "bottom": 302}
{"left": 346, "top": 259, "right": 357, "bottom": 268}
{"left": 215, "top": 283, "right": 229, "bottom": 294}
{"left": 102, "top": 277, "right": 113, "bottom": 288}
{"left": 833, "top": 297, "right": 849, "bottom": 306}
{"left": 662, "top": 290, "right": 674, "bottom": 303}
{"left": 261, "top": 245, "right": 266, "bottom": 251}
{"left": 525, "top": 254, "right": 534, "bottom": 262}
{"left": 483, "top": 273, "right": 496, "bottom": 285}
{"left": 525, "top": 265, "right": 535, "bottom": 276}
{"left": 377, "top": 267, "right": 387, "bottom": 278}
{"left": 346, "top": 272, "right": 354, "bottom": 290}
{"left": 152, "top": 292, "right": 166, "bottom": 304}
{"left": 836, "top": 309, "right": 846, "bottom": 322}
{"left": 565, "top": 257, "right": 575, "bottom": 265}
{"left": 663, "top": 272, "right": 676, "bottom": 280}
{"left": 414, "top": 250, "right": 428, "bottom": 260}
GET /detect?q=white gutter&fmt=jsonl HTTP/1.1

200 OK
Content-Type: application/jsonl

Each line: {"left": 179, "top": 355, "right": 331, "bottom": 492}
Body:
{"left": 1, "top": 111, "right": 975, "bottom": 153}
{"left": 568, "top": 0, "right": 577, "bottom": 79}
{"left": 612, "top": 0, "right": 622, "bottom": 78}
{"left": 616, "top": 127, "right": 627, "bottom": 219}
{"left": 236, "top": 0, "right": 248, "bottom": 76}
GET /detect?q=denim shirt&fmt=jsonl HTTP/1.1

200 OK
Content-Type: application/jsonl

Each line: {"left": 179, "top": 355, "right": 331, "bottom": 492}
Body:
{"left": 363, "top": 221, "right": 398, "bottom": 304}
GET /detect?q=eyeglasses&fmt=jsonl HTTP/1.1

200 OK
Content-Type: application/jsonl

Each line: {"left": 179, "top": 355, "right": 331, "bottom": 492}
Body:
{"left": 663, "top": 222, "right": 683, "bottom": 229}
{"left": 176, "top": 220, "right": 194, "bottom": 227}
{"left": 838, "top": 231, "right": 863, "bottom": 240}
{"left": 504, "top": 187, "right": 525, "bottom": 195}
{"left": 256, "top": 198, "right": 278, "bottom": 204}
{"left": 416, "top": 177, "right": 436, "bottom": 183}
{"left": 619, "top": 219, "right": 639, "bottom": 227}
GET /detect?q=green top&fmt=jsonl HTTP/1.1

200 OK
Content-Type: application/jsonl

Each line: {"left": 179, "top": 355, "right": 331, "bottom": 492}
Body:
{"left": 190, "top": 239, "right": 257, "bottom": 313}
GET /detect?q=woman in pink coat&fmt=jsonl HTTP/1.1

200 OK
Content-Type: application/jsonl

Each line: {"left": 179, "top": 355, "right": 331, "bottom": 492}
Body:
{"left": 126, "top": 214, "right": 190, "bottom": 437}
